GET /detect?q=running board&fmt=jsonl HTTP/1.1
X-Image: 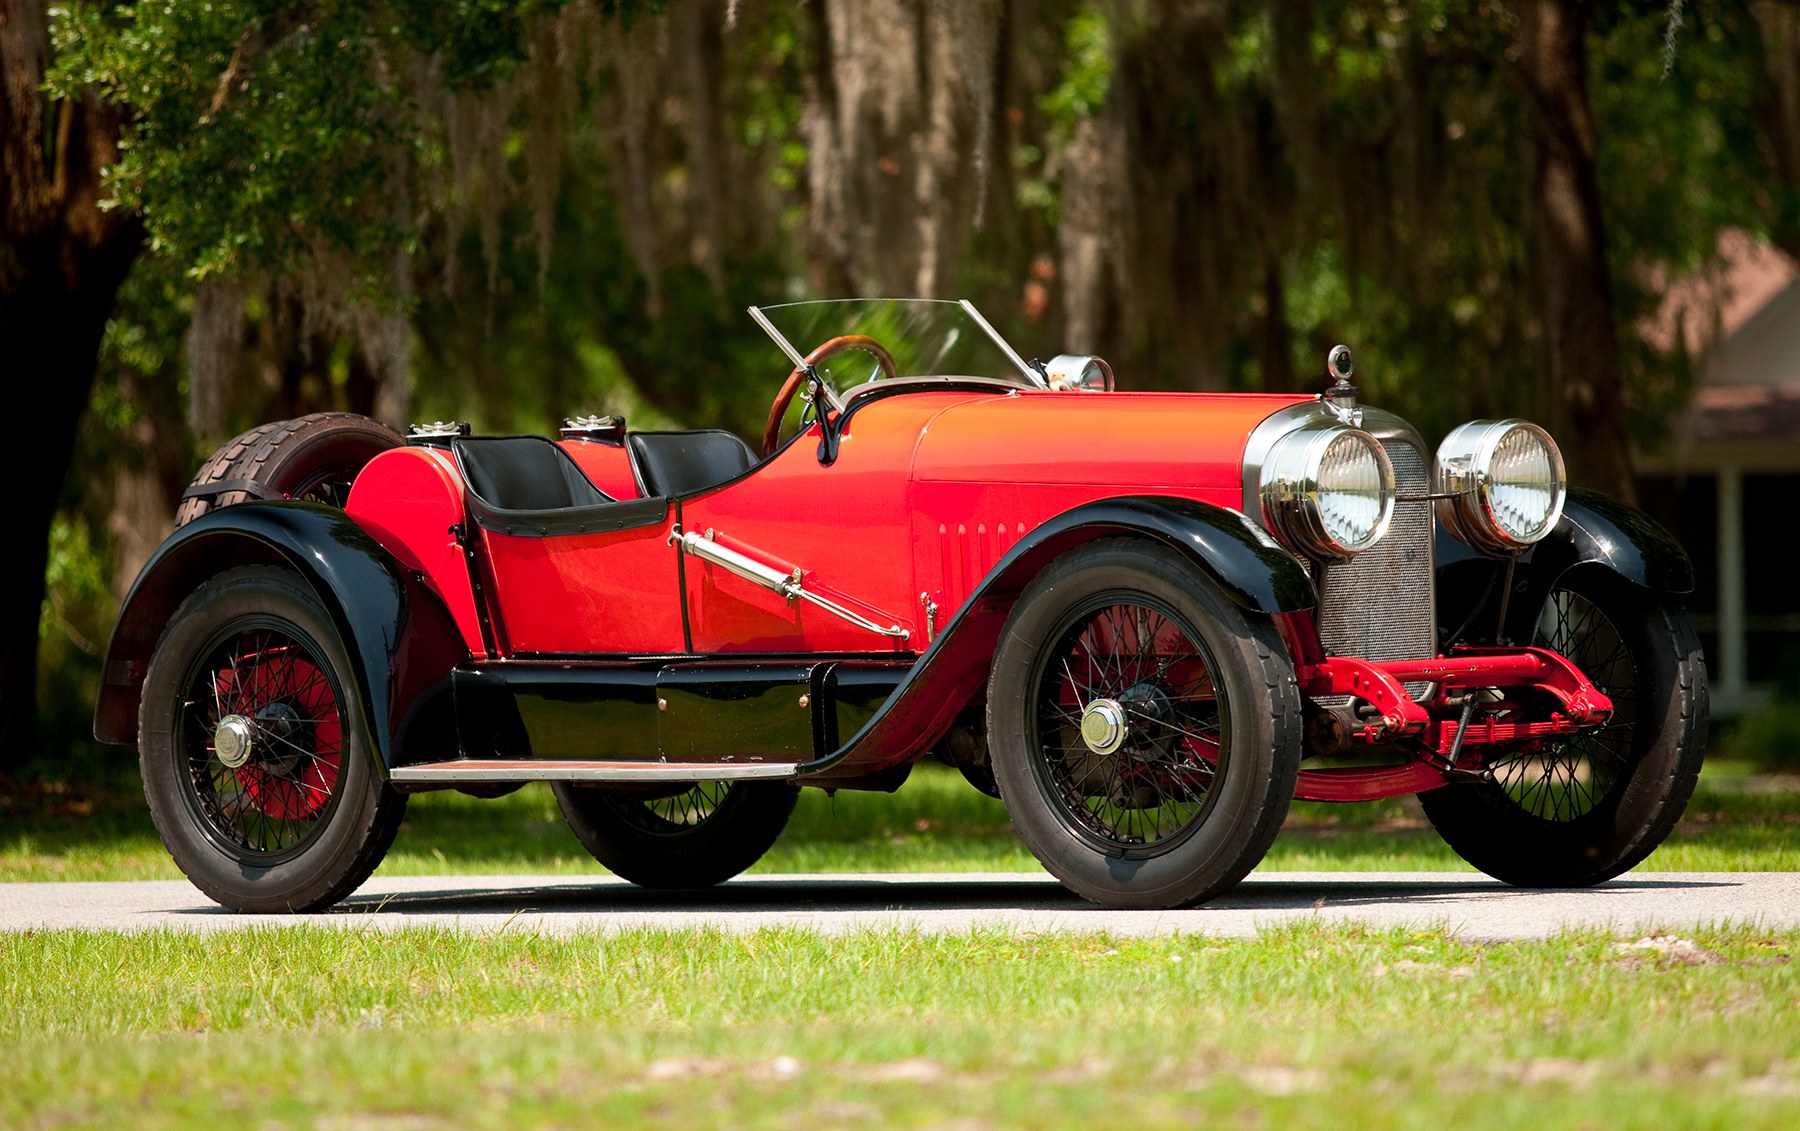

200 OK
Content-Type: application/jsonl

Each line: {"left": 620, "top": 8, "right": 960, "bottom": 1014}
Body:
{"left": 388, "top": 760, "right": 801, "bottom": 785}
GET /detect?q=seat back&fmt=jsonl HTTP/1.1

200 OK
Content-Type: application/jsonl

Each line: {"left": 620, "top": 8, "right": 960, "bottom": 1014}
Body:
{"left": 627, "top": 430, "right": 759, "bottom": 497}
{"left": 454, "top": 436, "right": 610, "bottom": 511}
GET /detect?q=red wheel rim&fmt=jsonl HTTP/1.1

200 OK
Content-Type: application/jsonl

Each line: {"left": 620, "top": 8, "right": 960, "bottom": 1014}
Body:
{"left": 179, "top": 623, "right": 347, "bottom": 857}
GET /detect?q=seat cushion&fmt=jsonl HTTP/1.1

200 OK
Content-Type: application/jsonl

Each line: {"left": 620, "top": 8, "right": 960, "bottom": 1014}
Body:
{"left": 627, "top": 430, "right": 759, "bottom": 497}
{"left": 453, "top": 436, "right": 610, "bottom": 511}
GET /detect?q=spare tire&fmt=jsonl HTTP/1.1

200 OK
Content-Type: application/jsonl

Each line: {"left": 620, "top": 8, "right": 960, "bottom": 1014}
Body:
{"left": 175, "top": 413, "right": 403, "bottom": 527}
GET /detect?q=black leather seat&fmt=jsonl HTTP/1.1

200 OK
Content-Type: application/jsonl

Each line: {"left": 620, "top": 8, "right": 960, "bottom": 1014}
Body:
{"left": 627, "top": 430, "right": 759, "bottom": 497}
{"left": 454, "top": 436, "right": 611, "bottom": 511}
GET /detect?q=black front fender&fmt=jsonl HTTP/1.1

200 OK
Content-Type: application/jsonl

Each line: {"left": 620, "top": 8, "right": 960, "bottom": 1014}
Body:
{"left": 1018, "top": 495, "right": 1318, "bottom": 614}
{"left": 1436, "top": 488, "right": 1696, "bottom": 646}
{"left": 800, "top": 494, "right": 1314, "bottom": 781}
{"left": 94, "top": 502, "right": 466, "bottom": 769}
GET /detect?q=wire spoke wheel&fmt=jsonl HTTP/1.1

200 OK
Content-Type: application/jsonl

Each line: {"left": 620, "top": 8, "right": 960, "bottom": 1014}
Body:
{"left": 1484, "top": 588, "right": 1638, "bottom": 821}
{"left": 178, "top": 623, "right": 347, "bottom": 858}
{"left": 613, "top": 781, "right": 734, "bottom": 835}
{"left": 1030, "top": 598, "right": 1226, "bottom": 852}
{"left": 288, "top": 467, "right": 361, "bottom": 508}
{"left": 140, "top": 566, "right": 406, "bottom": 912}
{"left": 987, "top": 539, "right": 1300, "bottom": 910}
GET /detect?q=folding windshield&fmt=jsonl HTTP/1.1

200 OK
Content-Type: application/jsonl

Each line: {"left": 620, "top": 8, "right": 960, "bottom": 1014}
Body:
{"left": 749, "top": 298, "right": 1043, "bottom": 392}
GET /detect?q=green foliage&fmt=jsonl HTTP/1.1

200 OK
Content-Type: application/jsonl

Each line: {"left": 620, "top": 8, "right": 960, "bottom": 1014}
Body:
{"left": 1040, "top": 6, "right": 1113, "bottom": 140}
{"left": 409, "top": 139, "right": 793, "bottom": 437}
{"left": 48, "top": 1, "right": 656, "bottom": 286}
{"left": 1721, "top": 700, "right": 1800, "bottom": 771}
{"left": 33, "top": 517, "right": 116, "bottom": 782}
{"left": 1589, "top": 3, "right": 1773, "bottom": 450}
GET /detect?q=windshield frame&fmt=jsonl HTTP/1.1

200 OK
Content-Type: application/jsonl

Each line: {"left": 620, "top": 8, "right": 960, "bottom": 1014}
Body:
{"left": 747, "top": 298, "right": 1047, "bottom": 392}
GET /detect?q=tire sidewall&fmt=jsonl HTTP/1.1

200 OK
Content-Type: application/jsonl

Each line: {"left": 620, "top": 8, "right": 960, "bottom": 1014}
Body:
{"left": 986, "top": 540, "right": 1298, "bottom": 908}
{"left": 140, "top": 566, "right": 390, "bottom": 911}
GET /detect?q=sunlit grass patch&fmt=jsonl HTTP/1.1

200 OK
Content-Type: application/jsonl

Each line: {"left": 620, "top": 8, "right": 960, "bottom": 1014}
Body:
{"left": 2, "top": 923, "right": 1797, "bottom": 1128}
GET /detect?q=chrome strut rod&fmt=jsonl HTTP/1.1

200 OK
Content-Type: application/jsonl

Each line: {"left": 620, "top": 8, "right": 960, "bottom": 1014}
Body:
{"left": 677, "top": 530, "right": 909, "bottom": 641}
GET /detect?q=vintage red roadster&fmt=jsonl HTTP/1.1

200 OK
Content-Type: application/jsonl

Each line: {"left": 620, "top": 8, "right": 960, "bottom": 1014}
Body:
{"left": 95, "top": 298, "right": 1707, "bottom": 912}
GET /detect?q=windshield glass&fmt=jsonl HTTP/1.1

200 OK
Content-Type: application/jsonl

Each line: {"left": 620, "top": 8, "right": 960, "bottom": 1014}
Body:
{"left": 750, "top": 299, "right": 1040, "bottom": 392}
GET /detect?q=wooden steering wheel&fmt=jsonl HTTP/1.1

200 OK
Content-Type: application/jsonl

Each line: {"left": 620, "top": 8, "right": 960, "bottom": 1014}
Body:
{"left": 762, "top": 335, "right": 900, "bottom": 456}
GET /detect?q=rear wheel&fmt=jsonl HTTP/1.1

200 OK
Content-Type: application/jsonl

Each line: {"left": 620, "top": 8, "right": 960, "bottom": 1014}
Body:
{"left": 139, "top": 566, "right": 406, "bottom": 911}
{"left": 552, "top": 780, "right": 799, "bottom": 888}
{"left": 176, "top": 413, "right": 402, "bottom": 526}
{"left": 1419, "top": 569, "right": 1707, "bottom": 886}
{"left": 986, "top": 540, "right": 1302, "bottom": 909}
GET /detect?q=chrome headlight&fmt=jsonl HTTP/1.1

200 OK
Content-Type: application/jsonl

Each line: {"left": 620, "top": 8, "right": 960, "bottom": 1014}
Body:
{"left": 1259, "top": 425, "right": 1396, "bottom": 558}
{"left": 1435, "top": 420, "right": 1566, "bottom": 553}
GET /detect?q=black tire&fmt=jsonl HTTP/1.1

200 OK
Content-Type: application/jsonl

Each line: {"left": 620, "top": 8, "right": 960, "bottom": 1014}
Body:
{"left": 175, "top": 413, "right": 402, "bottom": 526}
{"left": 985, "top": 539, "right": 1302, "bottom": 909}
{"left": 551, "top": 780, "right": 800, "bottom": 888}
{"left": 139, "top": 566, "right": 407, "bottom": 911}
{"left": 1419, "top": 568, "right": 1708, "bottom": 886}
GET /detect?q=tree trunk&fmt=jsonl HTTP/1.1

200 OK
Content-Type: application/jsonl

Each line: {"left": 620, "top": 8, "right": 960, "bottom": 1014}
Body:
{"left": 1515, "top": 1, "right": 1635, "bottom": 502}
{"left": 2, "top": 0, "right": 144, "bottom": 771}
{"left": 1751, "top": 1, "right": 1800, "bottom": 259}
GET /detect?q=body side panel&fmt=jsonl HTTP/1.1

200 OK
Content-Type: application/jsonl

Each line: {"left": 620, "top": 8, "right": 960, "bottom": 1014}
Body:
{"left": 344, "top": 446, "right": 487, "bottom": 657}
{"left": 677, "top": 396, "right": 977, "bottom": 653}
{"left": 480, "top": 514, "right": 686, "bottom": 654}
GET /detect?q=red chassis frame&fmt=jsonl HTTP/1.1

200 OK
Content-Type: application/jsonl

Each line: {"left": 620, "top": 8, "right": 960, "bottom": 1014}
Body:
{"left": 1274, "top": 610, "right": 1614, "bottom": 802}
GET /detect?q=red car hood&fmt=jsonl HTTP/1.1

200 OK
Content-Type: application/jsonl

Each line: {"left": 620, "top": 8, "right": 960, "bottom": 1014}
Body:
{"left": 909, "top": 390, "right": 1312, "bottom": 499}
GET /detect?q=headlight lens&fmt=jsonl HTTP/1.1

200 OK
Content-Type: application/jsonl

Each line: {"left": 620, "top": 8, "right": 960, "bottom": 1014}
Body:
{"left": 1435, "top": 420, "right": 1566, "bottom": 553}
{"left": 1260, "top": 425, "right": 1396, "bottom": 557}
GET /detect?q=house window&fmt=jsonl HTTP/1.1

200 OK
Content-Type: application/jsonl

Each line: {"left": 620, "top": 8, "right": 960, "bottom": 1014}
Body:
{"left": 1743, "top": 474, "right": 1800, "bottom": 687}
{"left": 1636, "top": 474, "right": 1719, "bottom": 681}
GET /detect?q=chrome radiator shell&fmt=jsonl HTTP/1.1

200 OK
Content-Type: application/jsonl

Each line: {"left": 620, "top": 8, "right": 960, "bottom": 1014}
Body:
{"left": 1243, "top": 404, "right": 1437, "bottom": 666}
{"left": 1313, "top": 437, "right": 1436, "bottom": 666}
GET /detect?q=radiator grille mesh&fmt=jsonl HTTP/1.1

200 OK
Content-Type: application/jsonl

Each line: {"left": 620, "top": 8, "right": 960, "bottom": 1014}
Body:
{"left": 1315, "top": 439, "right": 1435, "bottom": 668}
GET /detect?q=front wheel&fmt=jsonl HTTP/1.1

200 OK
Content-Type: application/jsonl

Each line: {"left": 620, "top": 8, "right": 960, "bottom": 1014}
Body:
{"left": 986, "top": 539, "right": 1302, "bottom": 909}
{"left": 1419, "top": 569, "right": 1708, "bottom": 886}
{"left": 139, "top": 566, "right": 406, "bottom": 911}
{"left": 552, "top": 780, "right": 799, "bottom": 888}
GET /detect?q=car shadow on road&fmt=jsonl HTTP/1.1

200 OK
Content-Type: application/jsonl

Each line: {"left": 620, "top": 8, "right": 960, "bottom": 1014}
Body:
{"left": 158, "top": 873, "right": 1742, "bottom": 920}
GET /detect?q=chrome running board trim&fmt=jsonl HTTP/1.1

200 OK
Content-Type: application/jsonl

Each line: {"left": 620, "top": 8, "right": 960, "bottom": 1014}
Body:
{"left": 389, "top": 760, "right": 801, "bottom": 784}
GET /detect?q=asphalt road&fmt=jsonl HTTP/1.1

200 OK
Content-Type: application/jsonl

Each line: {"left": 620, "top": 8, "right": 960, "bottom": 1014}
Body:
{"left": 4, "top": 871, "right": 1798, "bottom": 940}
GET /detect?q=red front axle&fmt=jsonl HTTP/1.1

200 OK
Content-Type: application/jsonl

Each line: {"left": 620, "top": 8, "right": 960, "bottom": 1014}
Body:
{"left": 1287, "top": 643, "right": 1614, "bottom": 803}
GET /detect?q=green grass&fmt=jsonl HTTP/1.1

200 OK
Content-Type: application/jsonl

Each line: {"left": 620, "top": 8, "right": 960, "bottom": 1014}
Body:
{"left": 4, "top": 761, "right": 1795, "bottom": 883}
{"left": 5, "top": 763, "right": 1798, "bottom": 1127}
{"left": 3, "top": 923, "right": 1797, "bottom": 1128}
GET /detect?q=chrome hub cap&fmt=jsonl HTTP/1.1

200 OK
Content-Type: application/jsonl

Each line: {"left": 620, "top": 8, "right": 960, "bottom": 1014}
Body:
{"left": 1079, "top": 698, "right": 1129, "bottom": 756}
{"left": 213, "top": 714, "right": 254, "bottom": 769}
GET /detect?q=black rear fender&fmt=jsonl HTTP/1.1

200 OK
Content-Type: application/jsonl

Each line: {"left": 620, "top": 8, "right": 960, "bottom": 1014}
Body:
{"left": 1436, "top": 488, "right": 1696, "bottom": 647}
{"left": 93, "top": 502, "right": 466, "bottom": 770}
{"left": 803, "top": 495, "right": 1314, "bottom": 780}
